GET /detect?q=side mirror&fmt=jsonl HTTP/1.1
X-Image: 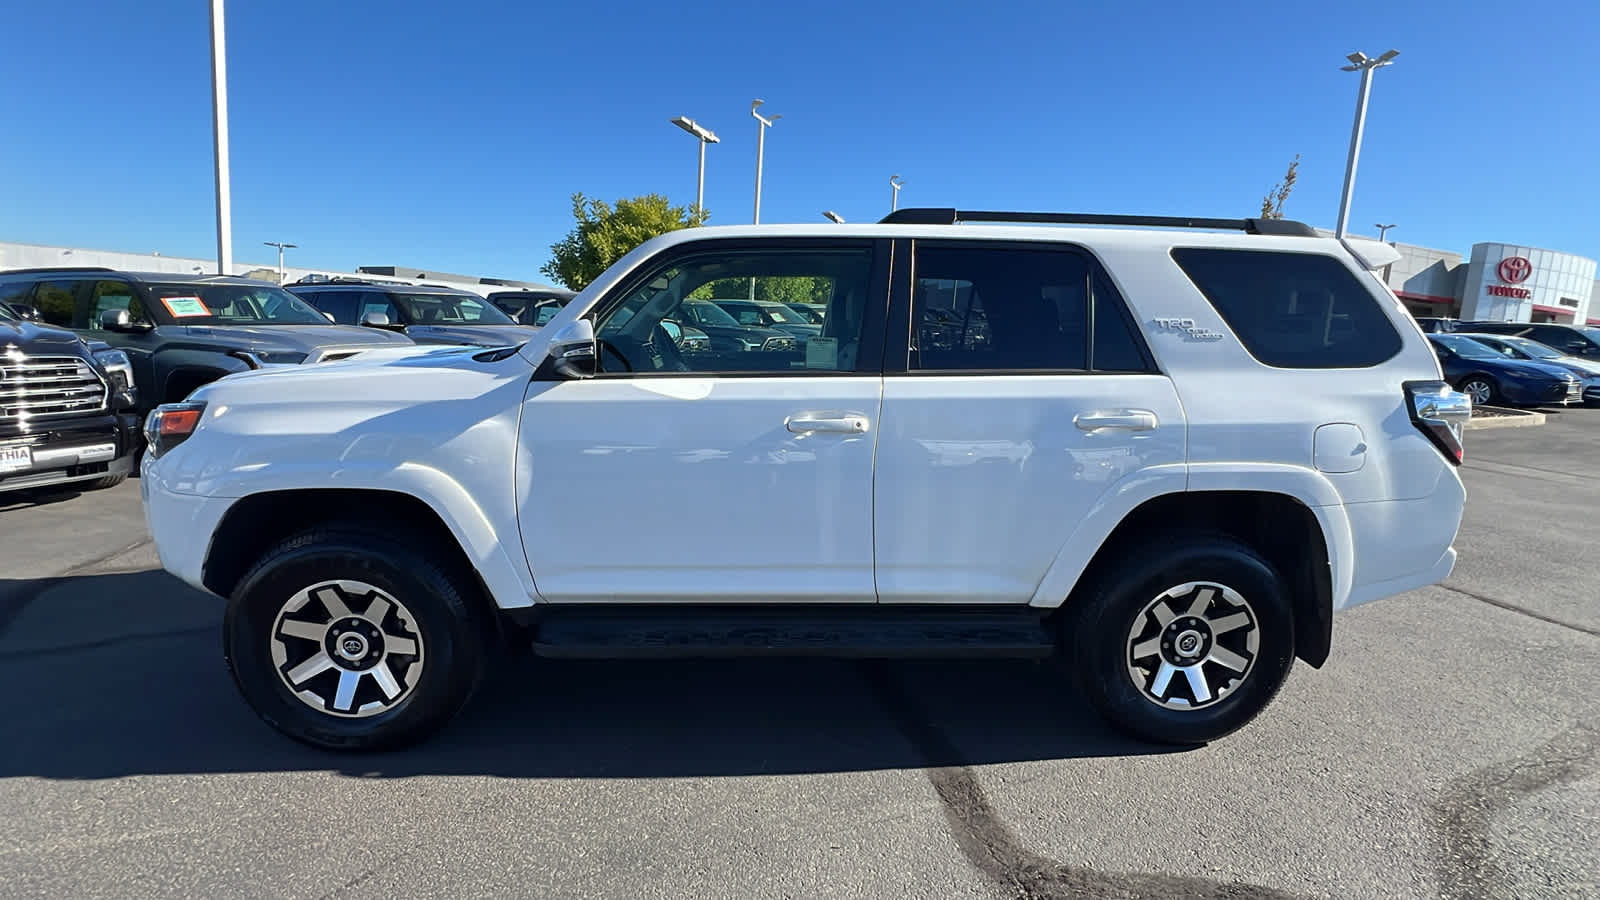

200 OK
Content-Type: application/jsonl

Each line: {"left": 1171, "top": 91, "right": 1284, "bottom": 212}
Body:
{"left": 360, "top": 311, "right": 391, "bottom": 328}
{"left": 12, "top": 304, "right": 40, "bottom": 321}
{"left": 100, "top": 308, "right": 133, "bottom": 332}
{"left": 545, "top": 319, "right": 596, "bottom": 379}
{"left": 660, "top": 321, "right": 683, "bottom": 343}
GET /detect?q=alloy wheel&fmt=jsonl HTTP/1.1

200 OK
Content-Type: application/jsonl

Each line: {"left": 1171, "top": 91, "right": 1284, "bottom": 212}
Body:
{"left": 1463, "top": 380, "right": 1493, "bottom": 405}
{"left": 270, "top": 580, "right": 425, "bottom": 718}
{"left": 1126, "top": 582, "right": 1260, "bottom": 710}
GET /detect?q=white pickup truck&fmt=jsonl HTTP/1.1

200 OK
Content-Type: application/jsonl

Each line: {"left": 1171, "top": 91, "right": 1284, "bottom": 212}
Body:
{"left": 141, "top": 209, "right": 1470, "bottom": 751}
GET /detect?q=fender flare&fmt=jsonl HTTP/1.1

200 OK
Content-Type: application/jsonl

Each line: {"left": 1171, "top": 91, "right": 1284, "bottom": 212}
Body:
{"left": 1027, "top": 462, "right": 1355, "bottom": 614}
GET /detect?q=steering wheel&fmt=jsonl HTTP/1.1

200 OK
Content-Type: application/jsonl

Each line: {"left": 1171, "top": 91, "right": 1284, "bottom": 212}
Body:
{"left": 649, "top": 323, "right": 690, "bottom": 372}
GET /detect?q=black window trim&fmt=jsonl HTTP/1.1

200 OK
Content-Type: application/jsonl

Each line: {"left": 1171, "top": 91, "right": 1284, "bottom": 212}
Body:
{"left": 1169, "top": 246, "right": 1404, "bottom": 371}
{"left": 576, "top": 236, "right": 892, "bottom": 380}
{"left": 884, "top": 238, "right": 1159, "bottom": 377}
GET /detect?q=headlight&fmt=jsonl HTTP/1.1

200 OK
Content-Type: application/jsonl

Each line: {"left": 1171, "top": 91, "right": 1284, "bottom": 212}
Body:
{"left": 142, "top": 402, "right": 206, "bottom": 459}
{"left": 92, "top": 348, "right": 134, "bottom": 393}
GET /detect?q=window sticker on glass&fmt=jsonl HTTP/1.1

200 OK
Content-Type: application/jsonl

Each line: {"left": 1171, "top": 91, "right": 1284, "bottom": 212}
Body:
{"left": 162, "top": 296, "right": 210, "bottom": 317}
{"left": 806, "top": 336, "right": 839, "bottom": 369}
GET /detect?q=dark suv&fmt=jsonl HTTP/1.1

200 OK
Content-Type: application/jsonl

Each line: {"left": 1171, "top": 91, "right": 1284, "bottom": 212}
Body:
{"left": 0, "top": 268, "right": 413, "bottom": 415}
{"left": 1459, "top": 322, "right": 1600, "bottom": 359}
{"left": 0, "top": 300, "right": 140, "bottom": 495}
{"left": 289, "top": 281, "right": 540, "bottom": 346}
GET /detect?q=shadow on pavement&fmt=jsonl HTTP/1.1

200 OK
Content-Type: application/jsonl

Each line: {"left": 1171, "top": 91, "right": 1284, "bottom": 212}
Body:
{"left": 0, "top": 570, "right": 1171, "bottom": 782}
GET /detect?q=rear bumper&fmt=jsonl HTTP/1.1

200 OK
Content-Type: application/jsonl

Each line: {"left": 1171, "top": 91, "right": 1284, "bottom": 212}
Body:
{"left": 1337, "top": 469, "right": 1466, "bottom": 611}
{"left": 0, "top": 412, "right": 140, "bottom": 495}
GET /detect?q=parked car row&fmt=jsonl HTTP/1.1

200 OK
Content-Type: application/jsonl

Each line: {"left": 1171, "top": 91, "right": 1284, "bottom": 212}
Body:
{"left": 1425, "top": 331, "right": 1600, "bottom": 406}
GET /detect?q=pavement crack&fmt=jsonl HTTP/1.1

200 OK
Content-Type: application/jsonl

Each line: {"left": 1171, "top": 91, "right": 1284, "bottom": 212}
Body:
{"left": 1433, "top": 723, "right": 1600, "bottom": 900}
{"left": 859, "top": 662, "right": 1307, "bottom": 900}
{"left": 1438, "top": 583, "right": 1600, "bottom": 638}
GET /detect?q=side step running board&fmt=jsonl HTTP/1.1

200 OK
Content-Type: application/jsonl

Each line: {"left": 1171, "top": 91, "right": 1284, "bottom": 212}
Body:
{"left": 528, "top": 606, "right": 1057, "bottom": 660}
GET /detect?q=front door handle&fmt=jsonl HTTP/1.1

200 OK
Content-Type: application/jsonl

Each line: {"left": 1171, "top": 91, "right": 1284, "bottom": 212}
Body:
{"left": 786, "top": 414, "right": 870, "bottom": 435}
{"left": 1074, "top": 409, "right": 1158, "bottom": 432}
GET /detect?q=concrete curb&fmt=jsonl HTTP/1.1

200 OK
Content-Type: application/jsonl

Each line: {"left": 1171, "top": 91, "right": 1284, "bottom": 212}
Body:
{"left": 1465, "top": 406, "right": 1545, "bottom": 430}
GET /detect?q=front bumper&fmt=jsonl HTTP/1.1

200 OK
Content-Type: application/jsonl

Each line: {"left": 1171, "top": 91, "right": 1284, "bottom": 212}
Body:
{"left": 0, "top": 412, "right": 140, "bottom": 495}
{"left": 1502, "top": 378, "right": 1584, "bottom": 406}
{"left": 139, "top": 463, "right": 235, "bottom": 595}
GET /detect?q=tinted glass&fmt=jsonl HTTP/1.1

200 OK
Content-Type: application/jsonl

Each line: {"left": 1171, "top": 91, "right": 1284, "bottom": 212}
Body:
{"left": 30, "top": 280, "right": 82, "bottom": 327}
{"left": 912, "top": 246, "right": 1088, "bottom": 371}
{"left": 595, "top": 249, "right": 873, "bottom": 374}
{"left": 1172, "top": 249, "right": 1403, "bottom": 368}
{"left": 306, "top": 290, "right": 360, "bottom": 324}
{"left": 1431, "top": 334, "right": 1501, "bottom": 360}
{"left": 1091, "top": 273, "right": 1152, "bottom": 372}
{"left": 0, "top": 278, "right": 31, "bottom": 310}
{"left": 144, "top": 283, "right": 330, "bottom": 324}
{"left": 392, "top": 292, "right": 515, "bottom": 325}
{"left": 89, "top": 280, "right": 149, "bottom": 328}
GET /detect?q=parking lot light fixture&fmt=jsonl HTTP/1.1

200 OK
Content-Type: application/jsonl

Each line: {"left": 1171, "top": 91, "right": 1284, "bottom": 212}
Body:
{"left": 890, "top": 174, "right": 905, "bottom": 212}
{"left": 1375, "top": 223, "right": 1396, "bottom": 242}
{"left": 751, "top": 100, "right": 781, "bottom": 224}
{"left": 1334, "top": 49, "right": 1399, "bottom": 240}
{"left": 263, "top": 241, "right": 297, "bottom": 283}
{"left": 823, "top": 211, "right": 845, "bottom": 224}
{"left": 671, "top": 116, "right": 720, "bottom": 218}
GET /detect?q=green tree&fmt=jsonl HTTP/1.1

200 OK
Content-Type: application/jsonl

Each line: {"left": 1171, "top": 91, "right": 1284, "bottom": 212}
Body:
{"left": 1259, "top": 154, "right": 1301, "bottom": 219}
{"left": 541, "top": 193, "right": 709, "bottom": 290}
{"left": 690, "top": 276, "right": 833, "bottom": 304}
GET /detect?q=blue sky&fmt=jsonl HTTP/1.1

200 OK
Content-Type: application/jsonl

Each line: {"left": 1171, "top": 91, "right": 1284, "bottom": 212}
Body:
{"left": 2, "top": 1, "right": 1597, "bottom": 283}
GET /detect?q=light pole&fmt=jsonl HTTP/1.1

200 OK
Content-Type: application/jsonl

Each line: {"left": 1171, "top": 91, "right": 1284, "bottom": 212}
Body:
{"left": 263, "top": 241, "right": 297, "bottom": 283}
{"left": 890, "top": 174, "right": 905, "bottom": 212}
{"left": 823, "top": 211, "right": 845, "bottom": 223}
{"left": 1334, "top": 49, "right": 1398, "bottom": 240}
{"left": 1375, "top": 223, "right": 1396, "bottom": 242}
{"left": 751, "top": 99, "right": 781, "bottom": 224}
{"left": 670, "top": 116, "right": 719, "bottom": 218}
{"left": 209, "top": 0, "right": 233, "bottom": 274}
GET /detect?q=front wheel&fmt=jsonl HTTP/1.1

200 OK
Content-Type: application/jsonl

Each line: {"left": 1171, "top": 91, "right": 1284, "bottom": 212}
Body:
{"left": 224, "top": 528, "right": 489, "bottom": 751}
{"left": 1458, "top": 376, "right": 1498, "bottom": 406}
{"left": 1065, "top": 534, "right": 1295, "bottom": 745}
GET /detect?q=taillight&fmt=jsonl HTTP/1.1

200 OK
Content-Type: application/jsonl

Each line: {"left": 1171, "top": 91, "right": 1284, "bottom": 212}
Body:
{"left": 142, "top": 402, "right": 207, "bottom": 459}
{"left": 1404, "top": 381, "right": 1470, "bottom": 465}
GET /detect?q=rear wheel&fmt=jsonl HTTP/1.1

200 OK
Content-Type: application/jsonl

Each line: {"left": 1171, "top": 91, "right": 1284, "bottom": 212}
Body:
{"left": 1065, "top": 534, "right": 1295, "bottom": 745}
{"left": 224, "top": 528, "right": 488, "bottom": 751}
{"left": 1458, "top": 376, "right": 1498, "bottom": 406}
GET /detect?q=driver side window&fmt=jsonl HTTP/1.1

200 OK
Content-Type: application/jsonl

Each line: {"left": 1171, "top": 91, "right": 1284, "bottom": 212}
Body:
{"left": 592, "top": 247, "right": 875, "bottom": 376}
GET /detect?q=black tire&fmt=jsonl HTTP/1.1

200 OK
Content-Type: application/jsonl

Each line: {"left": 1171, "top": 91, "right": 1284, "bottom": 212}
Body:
{"left": 223, "top": 528, "right": 489, "bottom": 751}
{"left": 83, "top": 472, "right": 128, "bottom": 490}
{"left": 1457, "top": 375, "right": 1499, "bottom": 406}
{"left": 1064, "top": 533, "right": 1295, "bottom": 746}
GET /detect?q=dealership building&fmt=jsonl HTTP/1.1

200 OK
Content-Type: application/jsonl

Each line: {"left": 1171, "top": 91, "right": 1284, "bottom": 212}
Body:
{"left": 1374, "top": 236, "right": 1599, "bottom": 327}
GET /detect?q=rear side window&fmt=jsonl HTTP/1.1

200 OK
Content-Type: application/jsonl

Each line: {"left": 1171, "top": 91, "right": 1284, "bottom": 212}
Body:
{"left": 1171, "top": 249, "right": 1402, "bottom": 368}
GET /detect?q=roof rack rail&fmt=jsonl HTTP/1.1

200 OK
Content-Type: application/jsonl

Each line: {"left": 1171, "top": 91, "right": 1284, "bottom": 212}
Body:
{"left": 0, "top": 265, "right": 118, "bottom": 275}
{"left": 878, "top": 208, "right": 1318, "bottom": 237}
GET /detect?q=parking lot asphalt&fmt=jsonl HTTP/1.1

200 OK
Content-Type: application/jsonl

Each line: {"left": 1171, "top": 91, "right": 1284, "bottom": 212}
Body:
{"left": 2, "top": 412, "right": 1597, "bottom": 899}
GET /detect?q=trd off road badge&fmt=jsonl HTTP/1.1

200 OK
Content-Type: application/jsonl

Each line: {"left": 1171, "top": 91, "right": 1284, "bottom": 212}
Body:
{"left": 1152, "top": 317, "right": 1224, "bottom": 341}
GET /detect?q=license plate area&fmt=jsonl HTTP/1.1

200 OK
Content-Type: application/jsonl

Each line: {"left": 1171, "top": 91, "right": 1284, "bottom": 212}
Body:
{"left": 0, "top": 444, "right": 32, "bottom": 472}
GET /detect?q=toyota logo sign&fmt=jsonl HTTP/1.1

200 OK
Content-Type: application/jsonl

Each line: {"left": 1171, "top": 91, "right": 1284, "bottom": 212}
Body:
{"left": 1497, "top": 256, "right": 1532, "bottom": 284}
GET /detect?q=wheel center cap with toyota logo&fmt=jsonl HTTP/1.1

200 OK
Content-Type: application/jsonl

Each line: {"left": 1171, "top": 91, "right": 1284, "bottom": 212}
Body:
{"left": 1497, "top": 256, "right": 1532, "bottom": 284}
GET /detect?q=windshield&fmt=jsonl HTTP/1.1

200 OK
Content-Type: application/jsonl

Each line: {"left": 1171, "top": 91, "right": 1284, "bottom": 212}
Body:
{"left": 148, "top": 283, "right": 331, "bottom": 325}
{"left": 683, "top": 300, "right": 740, "bottom": 327}
{"left": 1434, "top": 335, "right": 1503, "bottom": 361}
{"left": 0, "top": 302, "right": 16, "bottom": 322}
{"left": 392, "top": 292, "right": 515, "bottom": 326}
{"left": 1586, "top": 327, "right": 1600, "bottom": 342}
{"left": 1499, "top": 337, "right": 1562, "bottom": 359}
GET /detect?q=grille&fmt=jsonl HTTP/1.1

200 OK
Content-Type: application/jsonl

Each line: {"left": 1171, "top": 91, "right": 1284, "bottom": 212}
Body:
{"left": 0, "top": 356, "right": 108, "bottom": 420}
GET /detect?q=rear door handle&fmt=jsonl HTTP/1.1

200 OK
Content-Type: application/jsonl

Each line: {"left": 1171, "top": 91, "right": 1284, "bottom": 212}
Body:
{"left": 786, "top": 414, "right": 870, "bottom": 435}
{"left": 1074, "top": 409, "right": 1158, "bottom": 432}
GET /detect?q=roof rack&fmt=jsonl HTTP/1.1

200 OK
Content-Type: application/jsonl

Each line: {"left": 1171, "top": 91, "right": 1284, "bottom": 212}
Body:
{"left": 877, "top": 208, "right": 1318, "bottom": 237}
{"left": 0, "top": 266, "right": 118, "bottom": 275}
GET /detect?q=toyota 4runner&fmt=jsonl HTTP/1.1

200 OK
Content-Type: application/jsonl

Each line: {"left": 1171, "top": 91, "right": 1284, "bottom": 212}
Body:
{"left": 141, "top": 209, "right": 1471, "bottom": 751}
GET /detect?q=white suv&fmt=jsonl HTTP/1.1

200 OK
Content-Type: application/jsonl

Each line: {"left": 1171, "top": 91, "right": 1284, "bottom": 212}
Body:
{"left": 141, "top": 209, "right": 1471, "bottom": 750}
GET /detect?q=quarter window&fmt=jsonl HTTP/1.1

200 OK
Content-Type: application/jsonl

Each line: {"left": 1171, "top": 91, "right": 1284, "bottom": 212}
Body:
{"left": 1171, "top": 248, "right": 1403, "bottom": 368}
